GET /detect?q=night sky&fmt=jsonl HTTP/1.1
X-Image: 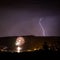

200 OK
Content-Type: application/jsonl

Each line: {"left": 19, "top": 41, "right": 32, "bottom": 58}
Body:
{"left": 0, "top": 0, "right": 60, "bottom": 37}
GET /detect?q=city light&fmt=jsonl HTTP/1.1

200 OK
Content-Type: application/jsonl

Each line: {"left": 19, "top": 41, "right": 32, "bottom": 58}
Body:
{"left": 34, "top": 48, "right": 37, "bottom": 50}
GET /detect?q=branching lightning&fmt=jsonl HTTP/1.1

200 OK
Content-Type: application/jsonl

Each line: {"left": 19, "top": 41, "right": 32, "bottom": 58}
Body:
{"left": 39, "top": 18, "right": 45, "bottom": 36}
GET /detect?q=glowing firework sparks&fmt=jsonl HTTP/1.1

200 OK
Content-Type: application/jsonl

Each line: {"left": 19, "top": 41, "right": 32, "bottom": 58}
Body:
{"left": 15, "top": 37, "right": 25, "bottom": 53}
{"left": 39, "top": 18, "right": 45, "bottom": 36}
{"left": 15, "top": 37, "right": 25, "bottom": 46}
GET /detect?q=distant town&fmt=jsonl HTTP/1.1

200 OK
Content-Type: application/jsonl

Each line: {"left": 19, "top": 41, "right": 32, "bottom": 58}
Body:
{"left": 0, "top": 35, "right": 60, "bottom": 53}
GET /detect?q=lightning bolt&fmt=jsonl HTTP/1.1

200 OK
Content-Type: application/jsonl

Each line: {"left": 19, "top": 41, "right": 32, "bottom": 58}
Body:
{"left": 39, "top": 18, "right": 45, "bottom": 36}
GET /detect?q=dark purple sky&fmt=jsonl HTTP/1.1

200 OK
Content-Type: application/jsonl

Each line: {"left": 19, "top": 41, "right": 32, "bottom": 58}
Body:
{"left": 0, "top": 0, "right": 60, "bottom": 37}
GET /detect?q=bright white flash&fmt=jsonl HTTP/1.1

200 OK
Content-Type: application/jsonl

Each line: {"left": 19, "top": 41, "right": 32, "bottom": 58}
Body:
{"left": 39, "top": 18, "right": 45, "bottom": 36}
{"left": 16, "top": 46, "right": 22, "bottom": 53}
{"left": 15, "top": 41, "right": 20, "bottom": 46}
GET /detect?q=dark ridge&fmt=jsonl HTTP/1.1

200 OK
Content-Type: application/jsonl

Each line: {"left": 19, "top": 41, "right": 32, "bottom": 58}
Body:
{"left": 0, "top": 35, "right": 60, "bottom": 38}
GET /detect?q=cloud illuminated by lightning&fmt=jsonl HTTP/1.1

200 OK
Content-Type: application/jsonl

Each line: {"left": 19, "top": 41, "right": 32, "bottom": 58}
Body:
{"left": 39, "top": 18, "right": 45, "bottom": 36}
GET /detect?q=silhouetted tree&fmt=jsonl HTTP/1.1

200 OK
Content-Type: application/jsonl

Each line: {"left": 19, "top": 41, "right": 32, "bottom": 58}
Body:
{"left": 43, "top": 42, "right": 49, "bottom": 50}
